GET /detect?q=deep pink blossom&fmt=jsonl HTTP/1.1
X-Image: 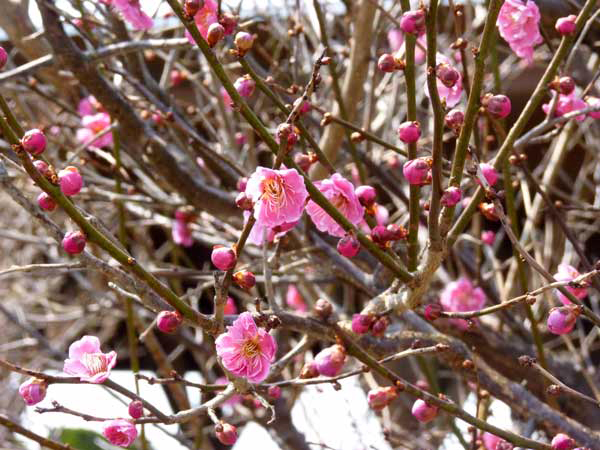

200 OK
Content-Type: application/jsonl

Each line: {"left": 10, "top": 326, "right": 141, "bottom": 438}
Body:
{"left": 215, "top": 312, "right": 277, "bottom": 383}
{"left": 286, "top": 285, "right": 307, "bottom": 312}
{"left": 186, "top": 0, "right": 218, "bottom": 42}
{"left": 63, "top": 335, "right": 117, "bottom": 383}
{"left": 497, "top": 0, "right": 543, "bottom": 64}
{"left": 102, "top": 419, "right": 138, "bottom": 448}
{"left": 76, "top": 112, "right": 113, "bottom": 148}
{"left": 306, "top": 173, "right": 364, "bottom": 237}
{"left": 553, "top": 264, "right": 587, "bottom": 305}
{"left": 246, "top": 167, "right": 308, "bottom": 230}
{"left": 551, "top": 433, "right": 576, "bottom": 450}
{"left": 481, "top": 230, "right": 496, "bottom": 246}
{"left": 440, "top": 278, "right": 486, "bottom": 330}
{"left": 543, "top": 92, "right": 587, "bottom": 121}
{"left": 111, "top": 0, "right": 154, "bottom": 30}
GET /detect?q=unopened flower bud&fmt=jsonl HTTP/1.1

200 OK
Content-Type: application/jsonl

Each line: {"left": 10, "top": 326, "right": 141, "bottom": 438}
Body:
{"left": 483, "top": 93, "right": 511, "bottom": 119}
{"left": 367, "top": 386, "right": 397, "bottom": 411}
{"left": 481, "top": 230, "right": 496, "bottom": 246}
{"left": 183, "top": 0, "right": 201, "bottom": 18}
{"left": 397, "top": 121, "right": 421, "bottom": 143}
{"left": 547, "top": 306, "right": 578, "bottom": 335}
{"left": 293, "top": 98, "right": 312, "bottom": 115}
{"left": 551, "top": 433, "right": 576, "bottom": 450}
{"left": 294, "top": 152, "right": 316, "bottom": 172}
{"left": 440, "top": 186, "right": 462, "bottom": 207}
{"left": 371, "top": 316, "right": 390, "bottom": 336}
{"left": 19, "top": 378, "right": 47, "bottom": 406}
{"left": 62, "top": 230, "right": 86, "bottom": 254}
{"left": 33, "top": 160, "right": 50, "bottom": 177}
{"left": 234, "top": 75, "right": 255, "bottom": 98}
{"left": 400, "top": 9, "right": 426, "bottom": 35}
{"left": 557, "top": 76, "right": 575, "bottom": 95}
{"left": 436, "top": 63, "right": 460, "bottom": 88}
{"left": 445, "top": 109, "right": 464, "bottom": 130}
{"left": 313, "top": 298, "right": 333, "bottom": 320}
{"left": 555, "top": 15, "right": 577, "bottom": 36}
{"left": 478, "top": 163, "right": 499, "bottom": 186}
{"left": 211, "top": 246, "right": 237, "bottom": 270}
{"left": 37, "top": 192, "right": 57, "bottom": 211}
{"left": 299, "top": 360, "right": 319, "bottom": 379}
{"left": 352, "top": 313, "right": 375, "bottom": 334}
{"left": 128, "top": 400, "right": 144, "bottom": 419}
{"left": 58, "top": 166, "right": 84, "bottom": 196}
{"left": 424, "top": 304, "right": 442, "bottom": 321}
{"left": 237, "top": 177, "right": 248, "bottom": 192}
{"left": 206, "top": 23, "right": 225, "bottom": 47}
{"left": 215, "top": 422, "right": 238, "bottom": 446}
{"left": 378, "top": 53, "right": 398, "bottom": 73}
{"left": 355, "top": 185, "right": 376, "bottom": 207}
{"left": 267, "top": 385, "right": 282, "bottom": 400}
{"left": 157, "top": 310, "right": 183, "bottom": 333}
{"left": 403, "top": 158, "right": 431, "bottom": 185}
{"left": 235, "top": 191, "right": 254, "bottom": 210}
{"left": 234, "top": 31, "right": 254, "bottom": 55}
{"left": 479, "top": 202, "right": 499, "bottom": 221}
{"left": 219, "top": 13, "right": 237, "bottom": 35}
{"left": 371, "top": 225, "right": 393, "bottom": 246}
{"left": 0, "top": 46, "right": 7, "bottom": 70}
{"left": 411, "top": 399, "right": 438, "bottom": 423}
{"left": 170, "top": 69, "right": 186, "bottom": 87}
{"left": 314, "top": 344, "right": 346, "bottom": 376}
{"left": 337, "top": 234, "right": 360, "bottom": 258}
{"left": 233, "top": 270, "right": 256, "bottom": 290}
{"left": 21, "top": 129, "right": 47, "bottom": 155}
{"left": 386, "top": 223, "right": 408, "bottom": 240}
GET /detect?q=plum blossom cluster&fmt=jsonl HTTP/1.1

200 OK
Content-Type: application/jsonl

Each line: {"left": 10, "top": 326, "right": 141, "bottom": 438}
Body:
{"left": 496, "top": 0, "right": 543, "bottom": 64}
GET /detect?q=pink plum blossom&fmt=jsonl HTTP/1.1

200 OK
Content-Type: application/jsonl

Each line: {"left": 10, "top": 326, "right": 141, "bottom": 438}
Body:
{"left": 244, "top": 211, "right": 298, "bottom": 246}
{"left": 286, "top": 285, "right": 307, "bottom": 312}
{"left": 111, "top": 0, "right": 154, "bottom": 30}
{"left": 76, "top": 112, "right": 113, "bottom": 148}
{"left": 186, "top": 0, "right": 218, "bottom": 43}
{"left": 306, "top": 173, "right": 364, "bottom": 237}
{"left": 102, "top": 419, "right": 138, "bottom": 447}
{"left": 497, "top": 0, "right": 543, "bottom": 64}
{"left": 440, "top": 278, "right": 486, "bottom": 330}
{"left": 215, "top": 312, "right": 277, "bottom": 383}
{"left": 543, "top": 92, "right": 587, "bottom": 121}
{"left": 553, "top": 263, "right": 588, "bottom": 305}
{"left": 63, "top": 335, "right": 117, "bottom": 383}
{"left": 246, "top": 166, "right": 308, "bottom": 229}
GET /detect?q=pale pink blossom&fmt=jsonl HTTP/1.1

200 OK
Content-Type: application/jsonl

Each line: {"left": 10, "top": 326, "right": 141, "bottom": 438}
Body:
{"left": 186, "top": 0, "right": 218, "bottom": 43}
{"left": 388, "top": 29, "right": 427, "bottom": 64}
{"left": 112, "top": 0, "right": 154, "bottom": 30}
{"left": 543, "top": 92, "right": 587, "bottom": 121}
{"left": 102, "top": 419, "right": 138, "bottom": 447}
{"left": 553, "top": 263, "right": 588, "bottom": 305}
{"left": 440, "top": 278, "right": 486, "bottom": 330}
{"left": 246, "top": 166, "right": 308, "bottom": 229}
{"left": 306, "top": 173, "right": 364, "bottom": 237}
{"left": 172, "top": 219, "right": 193, "bottom": 247}
{"left": 244, "top": 211, "right": 298, "bottom": 246}
{"left": 63, "top": 336, "right": 117, "bottom": 383}
{"left": 425, "top": 54, "right": 463, "bottom": 107}
{"left": 286, "top": 285, "right": 307, "bottom": 312}
{"left": 78, "top": 96, "right": 101, "bottom": 117}
{"left": 497, "top": 0, "right": 543, "bottom": 64}
{"left": 76, "top": 112, "right": 113, "bottom": 148}
{"left": 215, "top": 312, "right": 277, "bottom": 383}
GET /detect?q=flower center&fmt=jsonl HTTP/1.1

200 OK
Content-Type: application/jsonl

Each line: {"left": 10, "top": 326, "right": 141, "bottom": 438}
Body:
{"left": 241, "top": 338, "right": 260, "bottom": 359}
{"left": 91, "top": 123, "right": 106, "bottom": 134}
{"left": 82, "top": 352, "right": 109, "bottom": 376}
{"left": 261, "top": 176, "right": 291, "bottom": 209}
{"left": 332, "top": 194, "right": 348, "bottom": 210}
